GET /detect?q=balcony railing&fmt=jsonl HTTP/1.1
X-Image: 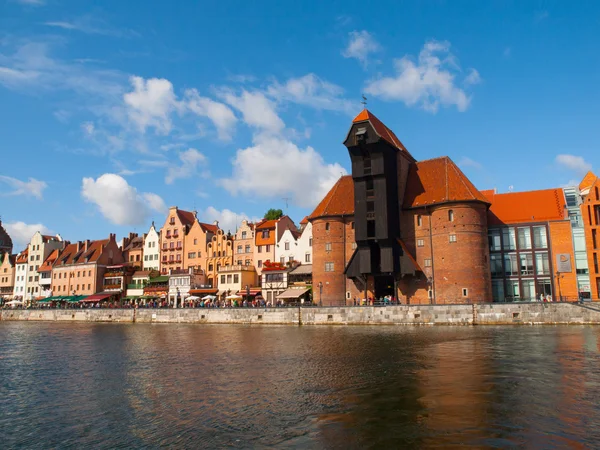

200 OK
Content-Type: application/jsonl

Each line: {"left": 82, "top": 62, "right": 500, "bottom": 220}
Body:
{"left": 103, "top": 283, "right": 122, "bottom": 290}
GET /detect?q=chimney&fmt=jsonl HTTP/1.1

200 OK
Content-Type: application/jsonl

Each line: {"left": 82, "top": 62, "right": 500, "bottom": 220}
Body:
{"left": 76, "top": 241, "right": 82, "bottom": 252}
{"left": 109, "top": 233, "right": 116, "bottom": 242}
{"left": 84, "top": 240, "right": 90, "bottom": 251}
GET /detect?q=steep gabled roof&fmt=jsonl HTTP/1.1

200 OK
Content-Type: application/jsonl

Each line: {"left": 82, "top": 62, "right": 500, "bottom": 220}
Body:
{"left": 351, "top": 109, "right": 415, "bottom": 161}
{"left": 256, "top": 219, "right": 278, "bottom": 230}
{"left": 177, "top": 209, "right": 196, "bottom": 227}
{"left": 308, "top": 175, "right": 354, "bottom": 219}
{"left": 38, "top": 249, "right": 60, "bottom": 272}
{"left": 300, "top": 216, "right": 309, "bottom": 225}
{"left": 199, "top": 222, "right": 219, "bottom": 234}
{"left": 124, "top": 236, "right": 144, "bottom": 251}
{"left": 15, "top": 248, "right": 28, "bottom": 264}
{"left": 485, "top": 188, "right": 566, "bottom": 225}
{"left": 403, "top": 157, "right": 490, "bottom": 208}
{"left": 579, "top": 171, "right": 597, "bottom": 193}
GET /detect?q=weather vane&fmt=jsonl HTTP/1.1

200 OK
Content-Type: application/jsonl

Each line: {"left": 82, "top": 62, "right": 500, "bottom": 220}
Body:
{"left": 361, "top": 94, "right": 367, "bottom": 107}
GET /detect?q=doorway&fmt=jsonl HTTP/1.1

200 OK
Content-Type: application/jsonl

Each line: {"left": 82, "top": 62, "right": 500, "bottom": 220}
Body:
{"left": 374, "top": 275, "right": 395, "bottom": 299}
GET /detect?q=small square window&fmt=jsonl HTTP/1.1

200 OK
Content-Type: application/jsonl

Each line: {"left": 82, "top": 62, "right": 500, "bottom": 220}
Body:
{"left": 417, "top": 239, "right": 424, "bottom": 247}
{"left": 325, "top": 242, "right": 332, "bottom": 251}
{"left": 424, "top": 258, "right": 432, "bottom": 267}
{"left": 449, "top": 234, "right": 457, "bottom": 243}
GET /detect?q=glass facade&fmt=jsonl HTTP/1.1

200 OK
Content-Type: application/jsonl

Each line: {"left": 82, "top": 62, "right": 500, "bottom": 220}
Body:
{"left": 489, "top": 223, "right": 552, "bottom": 302}
{"left": 564, "top": 186, "right": 591, "bottom": 298}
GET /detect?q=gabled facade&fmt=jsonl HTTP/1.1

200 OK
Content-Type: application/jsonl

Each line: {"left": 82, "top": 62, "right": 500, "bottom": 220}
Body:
{"left": 275, "top": 221, "right": 313, "bottom": 266}
{"left": 50, "top": 234, "right": 124, "bottom": 296}
{"left": 12, "top": 248, "right": 28, "bottom": 299}
{"left": 205, "top": 228, "right": 234, "bottom": 288}
{"left": 143, "top": 222, "right": 160, "bottom": 272}
{"left": 254, "top": 216, "right": 296, "bottom": 275}
{"left": 160, "top": 206, "right": 195, "bottom": 274}
{"left": 233, "top": 220, "right": 255, "bottom": 267}
{"left": 26, "top": 231, "right": 64, "bottom": 301}
{"left": 0, "top": 252, "right": 16, "bottom": 299}
{"left": 184, "top": 218, "right": 217, "bottom": 273}
{"left": 579, "top": 171, "right": 600, "bottom": 299}
{"left": 121, "top": 233, "right": 144, "bottom": 269}
{"left": 38, "top": 248, "right": 60, "bottom": 298}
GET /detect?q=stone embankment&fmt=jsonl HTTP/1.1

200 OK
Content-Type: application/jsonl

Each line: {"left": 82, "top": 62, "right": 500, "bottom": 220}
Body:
{"left": 3, "top": 302, "right": 600, "bottom": 325}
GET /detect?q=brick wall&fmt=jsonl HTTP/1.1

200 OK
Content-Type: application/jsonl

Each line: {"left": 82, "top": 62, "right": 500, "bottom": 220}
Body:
{"left": 581, "top": 179, "right": 600, "bottom": 299}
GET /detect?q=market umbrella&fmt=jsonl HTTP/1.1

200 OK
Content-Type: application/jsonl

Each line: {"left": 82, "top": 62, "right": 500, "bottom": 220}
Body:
{"left": 202, "top": 295, "right": 216, "bottom": 300}
{"left": 6, "top": 300, "right": 23, "bottom": 305}
{"left": 186, "top": 295, "right": 200, "bottom": 301}
{"left": 226, "top": 294, "right": 242, "bottom": 300}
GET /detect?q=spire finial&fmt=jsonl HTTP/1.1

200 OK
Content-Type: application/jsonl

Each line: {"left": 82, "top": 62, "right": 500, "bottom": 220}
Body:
{"left": 361, "top": 94, "right": 367, "bottom": 108}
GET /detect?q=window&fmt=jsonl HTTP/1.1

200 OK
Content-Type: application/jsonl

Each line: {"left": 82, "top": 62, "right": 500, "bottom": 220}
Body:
{"left": 325, "top": 262, "right": 334, "bottom": 272}
{"left": 462, "top": 288, "right": 468, "bottom": 297}
{"left": 449, "top": 234, "right": 457, "bottom": 243}
{"left": 449, "top": 210, "right": 454, "bottom": 222}
{"left": 262, "top": 230, "right": 270, "bottom": 239}
{"left": 325, "top": 223, "right": 330, "bottom": 231}
{"left": 170, "top": 242, "right": 174, "bottom": 249}
{"left": 502, "top": 228, "right": 516, "bottom": 250}
{"left": 280, "top": 257, "right": 285, "bottom": 264}
{"left": 242, "top": 231, "right": 247, "bottom": 239}
{"left": 305, "top": 253, "right": 311, "bottom": 263}
{"left": 29, "top": 265, "right": 33, "bottom": 271}
{"left": 417, "top": 239, "right": 424, "bottom": 247}
{"left": 309, "top": 238, "right": 313, "bottom": 247}
{"left": 532, "top": 226, "right": 547, "bottom": 248}
{"left": 258, "top": 260, "right": 262, "bottom": 268}
{"left": 243, "top": 245, "right": 249, "bottom": 253}
{"left": 245, "top": 259, "right": 251, "bottom": 266}
{"left": 265, "top": 273, "right": 284, "bottom": 282}
{"left": 285, "top": 242, "right": 290, "bottom": 250}
{"left": 535, "top": 253, "right": 550, "bottom": 275}
{"left": 88, "top": 270, "right": 91, "bottom": 276}
{"left": 522, "top": 279, "right": 535, "bottom": 302}
{"left": 325, "top": 242, "right": 332, "bottom": 251}
{"left": 258, "top": 246, "right": 262, "bottom": 253}
{"left": 155, "top": 254, "right": 159, "bottom": 260}
{"left": 351, "top": 242, "right": 357, "bottom": 250}
{"left": 188, "top": 252, "right": 196, "bottom": 259}
{"left": 266, "top": 245, "right": 270, "bottom": 252}
{"left": 221, "top": 275, "right": 226, "bottom": 284}
{"left": 193, "top": 238, "right": 198, "bottom": 245}
{"left": 363, "top": 154, "right": 371, "bottom": 174}
{"left": 208, "top": 264, "right": 214, "bottom": 271}
{"left": 237, "top": 245, "right": 243, "bottom": 254}
{"left": 417, "top": 215, "right": 422, "bottom": 227}
{"left": 594, "top": 253, "right": 598, "bottom": 274}
{"left": 519, "top": 253, "right": 534, "bottom": 275}
{"left": 130, "top": 256, "right": 134, "bottom": 262}
{"left": 288, "top": 256, "right": 293, "bottom": 263}
{"left": 234, "top": 274, "right": 239, "bottom": 283}
{"left": 351, "top": 222, "right": 355, "bottom": 230}
{"left": 227, "top": 274, "right": 232, "bottom": 283}
{"left": 424, "top": 258, "right": 431, "bottom": 267}
{"left": 490, "top": 254, "right": 503, "bottom": 277}
{"left": 593, "top": 229, "right": 598, "bottom": 250}
{"left": 504, "top": 254, "right": 518, "bottom": 276}
{"left": 518, "top": 227, "right": 532, "bottom": 250}
{"left": 505, "top": 280, "right": 520, "bottom": 301}
{"left": 144, "top": 255, "right": 148, "bottom": 261}
{"left": 565, "top": 192, "right": 578, "bottom": 207}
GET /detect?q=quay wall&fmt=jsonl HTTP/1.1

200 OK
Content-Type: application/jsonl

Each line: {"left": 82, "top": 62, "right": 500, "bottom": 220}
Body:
{"left": 2, "top": 303, "right": 600, "bottom": 325}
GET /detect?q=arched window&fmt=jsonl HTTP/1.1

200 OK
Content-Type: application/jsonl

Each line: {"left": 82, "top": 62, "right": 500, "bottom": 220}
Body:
{"left": 325, "top": 222, "right": 330, "bottom": 231}
{"left": 448, "top": 210, "right": 454, "bottom": 222}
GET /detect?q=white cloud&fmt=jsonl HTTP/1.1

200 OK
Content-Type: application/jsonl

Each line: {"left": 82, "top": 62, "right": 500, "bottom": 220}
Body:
{"left": 220, "top": 133, "right": 346, "bottom": 208}
{"left": 556, "top": 154, "right": 592, "bottom": 175}
{"left": 199, "top": 207, "right": 259, "bottom": 235}
{"left": 342, "top": 30, "right": 380, "bottom": 67}
{"left": 365, "top": 40, "right": 479, "bottom": 113}
{"left": 185, "top": 89, "right": 237, "bottom": 140}
{"left": 267, "top": 73, "right": 354, "bottom": 113}
{"left": 458, "top": 156, "right": 483, "bottom": 170}
{"left": 220, "top": 89, "right": 284, "bottom": 133}
{"left": 81, "top": 173, "right": 166, "bottom": 226}
{"left": 44, "top": 16, "right": 138, "bottom": 37}
{"left": 5, "top": 222, "right": 51, "bottom": 249}
{"left": 0, "top": 175, "right": 47, "bottom": 199}
{"left": 165, "top": 148, "right": 207, "bottom": 184}
{"left": 123, "top": 76, "right": 180, "bottom": 134}
{"left": 464, "top": 68, "right": 481, "bottom": 86}
{"left": 81, "top": 121, "right": 95, "bottom": 136}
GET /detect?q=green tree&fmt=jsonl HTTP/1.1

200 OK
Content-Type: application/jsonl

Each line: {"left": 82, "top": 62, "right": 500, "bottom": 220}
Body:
{"left": 264, "top": 208, "right": 283, "bottom": 220}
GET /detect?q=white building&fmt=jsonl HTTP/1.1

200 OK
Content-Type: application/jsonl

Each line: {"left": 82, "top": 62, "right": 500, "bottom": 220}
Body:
{"left": 143, "top": 222, "right": 161, "bottom": 271}
{"left": 275, "top": 219, "right": 313, "bottom": 266}
{"left": 168, "top": 267, "right": 206, "bottom": 307}
{"left": 12, "top": 249, "right": 28, "bottom": 300}
{"left": 27, "top": 232, "right": 63, "bottom": 301}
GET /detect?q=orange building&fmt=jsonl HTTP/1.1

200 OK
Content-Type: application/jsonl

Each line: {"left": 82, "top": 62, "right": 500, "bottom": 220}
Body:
{"left": 50, "top": 235, "right": 124, "bottom": 296}
{"left": 0, "top": 252, "right": 15, "bottom": 299}
{"left": 184, "top": 219, "right": 218, "bottom": 273}
{"left": 253, "top": 216, "right": 296, "bottom": 275}
{"left": 205, "top": 229, "right": 234, "bottom": 288}
{"left": 160, "top": 207, "right": 195, "bottom": 274}
{"left": 579, "top": 171, "right": 600, "bottom": 299}
{"left": 121, "top": 233, "right": 144, "bottom": 269}
{"left": 484, "top": 188, "right": 577, "bottom": 302}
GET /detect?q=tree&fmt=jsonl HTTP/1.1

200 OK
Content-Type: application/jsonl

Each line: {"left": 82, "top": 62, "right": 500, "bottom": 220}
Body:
{"left": 264, "top": 208, "right": 283, "bottom": 220}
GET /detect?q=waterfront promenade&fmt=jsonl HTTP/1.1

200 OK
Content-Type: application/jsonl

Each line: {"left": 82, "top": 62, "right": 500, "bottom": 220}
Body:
{"left": 3, "top": 302, "right": 600, "bottom": 325}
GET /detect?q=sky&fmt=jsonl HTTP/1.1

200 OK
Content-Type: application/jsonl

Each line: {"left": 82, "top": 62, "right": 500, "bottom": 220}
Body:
{"left": 1, "top": 0, "right": 599, "bottom": 250}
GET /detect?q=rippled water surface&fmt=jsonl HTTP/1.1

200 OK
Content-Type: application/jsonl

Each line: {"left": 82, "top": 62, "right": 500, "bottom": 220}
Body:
{"left": 2, "top": 324, "right": 600, "bottom": 449}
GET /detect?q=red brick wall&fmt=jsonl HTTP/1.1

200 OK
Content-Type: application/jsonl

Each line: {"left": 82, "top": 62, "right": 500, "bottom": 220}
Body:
{"left": 549, "top": 220, "right": 579, "bottom": 300}
{"left": 581, "top": 179, "right": 600, "bottom": 299}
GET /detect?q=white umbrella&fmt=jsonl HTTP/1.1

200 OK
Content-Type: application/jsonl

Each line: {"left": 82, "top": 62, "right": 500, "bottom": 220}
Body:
{"left": 202, "top": 295, "right": 216, "bottom": 300}
{"left": 6, "top": 300, "right": 23, "bottom": 305}
{"left": 186, "top": 295, "right": 200, "bottom": 301}
{"left": 226, "top": 294, "right": 242, "bottom": 300}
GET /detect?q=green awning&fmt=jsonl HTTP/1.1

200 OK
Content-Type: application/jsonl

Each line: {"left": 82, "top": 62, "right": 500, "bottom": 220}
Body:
{"left": 37, "top": 296, "right": 63, "bottom": 303}
{"left": 65, "top": 295, "right": 86, "bottom": 302}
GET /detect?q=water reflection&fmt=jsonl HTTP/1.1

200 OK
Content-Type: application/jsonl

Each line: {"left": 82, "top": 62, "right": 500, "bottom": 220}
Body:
{"left": 1, "top": 324, "right": 600, "bottom": 448}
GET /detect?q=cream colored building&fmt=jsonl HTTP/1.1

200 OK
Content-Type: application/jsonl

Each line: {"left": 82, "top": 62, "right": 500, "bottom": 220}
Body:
{"left": 233, "top": 220, "right": 255, "bottom": 266}
{"left": 26, "top": 231, "right": 63, "bottom": 301}
{"left": 143, "top": 222, "right": 161, "bottom": 272}
{"left": 217, "top": 264, "right": 258, "bottom": 298}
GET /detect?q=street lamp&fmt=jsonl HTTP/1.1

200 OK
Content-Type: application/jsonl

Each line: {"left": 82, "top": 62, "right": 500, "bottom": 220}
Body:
{"left": 318, "top": 281, "right": 323, "bottom": 307}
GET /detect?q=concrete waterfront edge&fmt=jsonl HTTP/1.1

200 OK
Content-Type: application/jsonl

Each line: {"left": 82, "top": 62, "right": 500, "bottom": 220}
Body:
{"left": 3, "top": 303, "right": 600, "bottom": 325}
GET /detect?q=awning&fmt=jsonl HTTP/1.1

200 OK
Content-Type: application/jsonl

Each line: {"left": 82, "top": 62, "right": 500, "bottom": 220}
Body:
{"left": 37, "top": 296, "right": 62, "bottom": 303}
{"left": 236, "top": 288, "right": 262, "bottom": 296}
{"left": 64, "top": 295, "right": 86, "bottom": 303}
{"left": 290, "top": 264, "right": 312, "bottom": 275}
{"left": 277, "top": 287, "right": 310, "bottom": 299}
{"left": 189, "top": 288, "right": 218, "bottom": 295}
{"left": 81, "top": 293, "right": 113, "bottom": 302}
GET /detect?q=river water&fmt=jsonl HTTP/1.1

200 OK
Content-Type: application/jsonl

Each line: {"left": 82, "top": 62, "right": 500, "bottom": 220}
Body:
{"left": 1, "top": 324, "right": 600, "bottom": 449}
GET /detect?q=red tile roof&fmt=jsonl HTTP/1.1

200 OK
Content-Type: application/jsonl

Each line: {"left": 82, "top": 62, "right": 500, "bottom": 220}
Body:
{"left": 352, "top": 109, "right": 415, "bottom": 161}
{"left": 15, "top": 248, "right": 28, "bottom": 264}
{"left": 199, "top": 222, "right": 219, "bottom": 233}
{"left": 579, "top": 171, "right": 597, "bottom": 193}
{"left": 256, "top": 219, "right": 277, "bottom": 230}
{"left": 38, "top": 249, "right": 60, "bottom": 272}
{"left": 300, "top": 216, "right": 309, "bottom": 225}
{"left": 485, "top": 188, "right": 566, "bottom": 225}
{"left": 56, "top": 239, "right": 111, "bottom": 266}
{"left": 403, "top": 157, "right": 490, "bottom": 208}
{"left": 308, "top": 176, "right": 354, "bottom": 219}
{"left": 177, "top": 209, "right": 196, "bottom": 227}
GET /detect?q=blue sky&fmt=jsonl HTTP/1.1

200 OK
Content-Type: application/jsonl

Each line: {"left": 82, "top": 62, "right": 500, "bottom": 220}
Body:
{"left": 1, "top": 0, "right": 599, "bottom": 249}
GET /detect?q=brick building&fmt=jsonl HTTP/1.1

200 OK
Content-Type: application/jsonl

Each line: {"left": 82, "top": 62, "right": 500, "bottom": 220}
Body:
{"left": 579, "top": 171, "right": 600, "bottom": 299}
{"left": 310, "top": 110, "right": 493, "bottom": 305}
{"left": 160, "top": 207, "right": 196, "bottom": 274}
